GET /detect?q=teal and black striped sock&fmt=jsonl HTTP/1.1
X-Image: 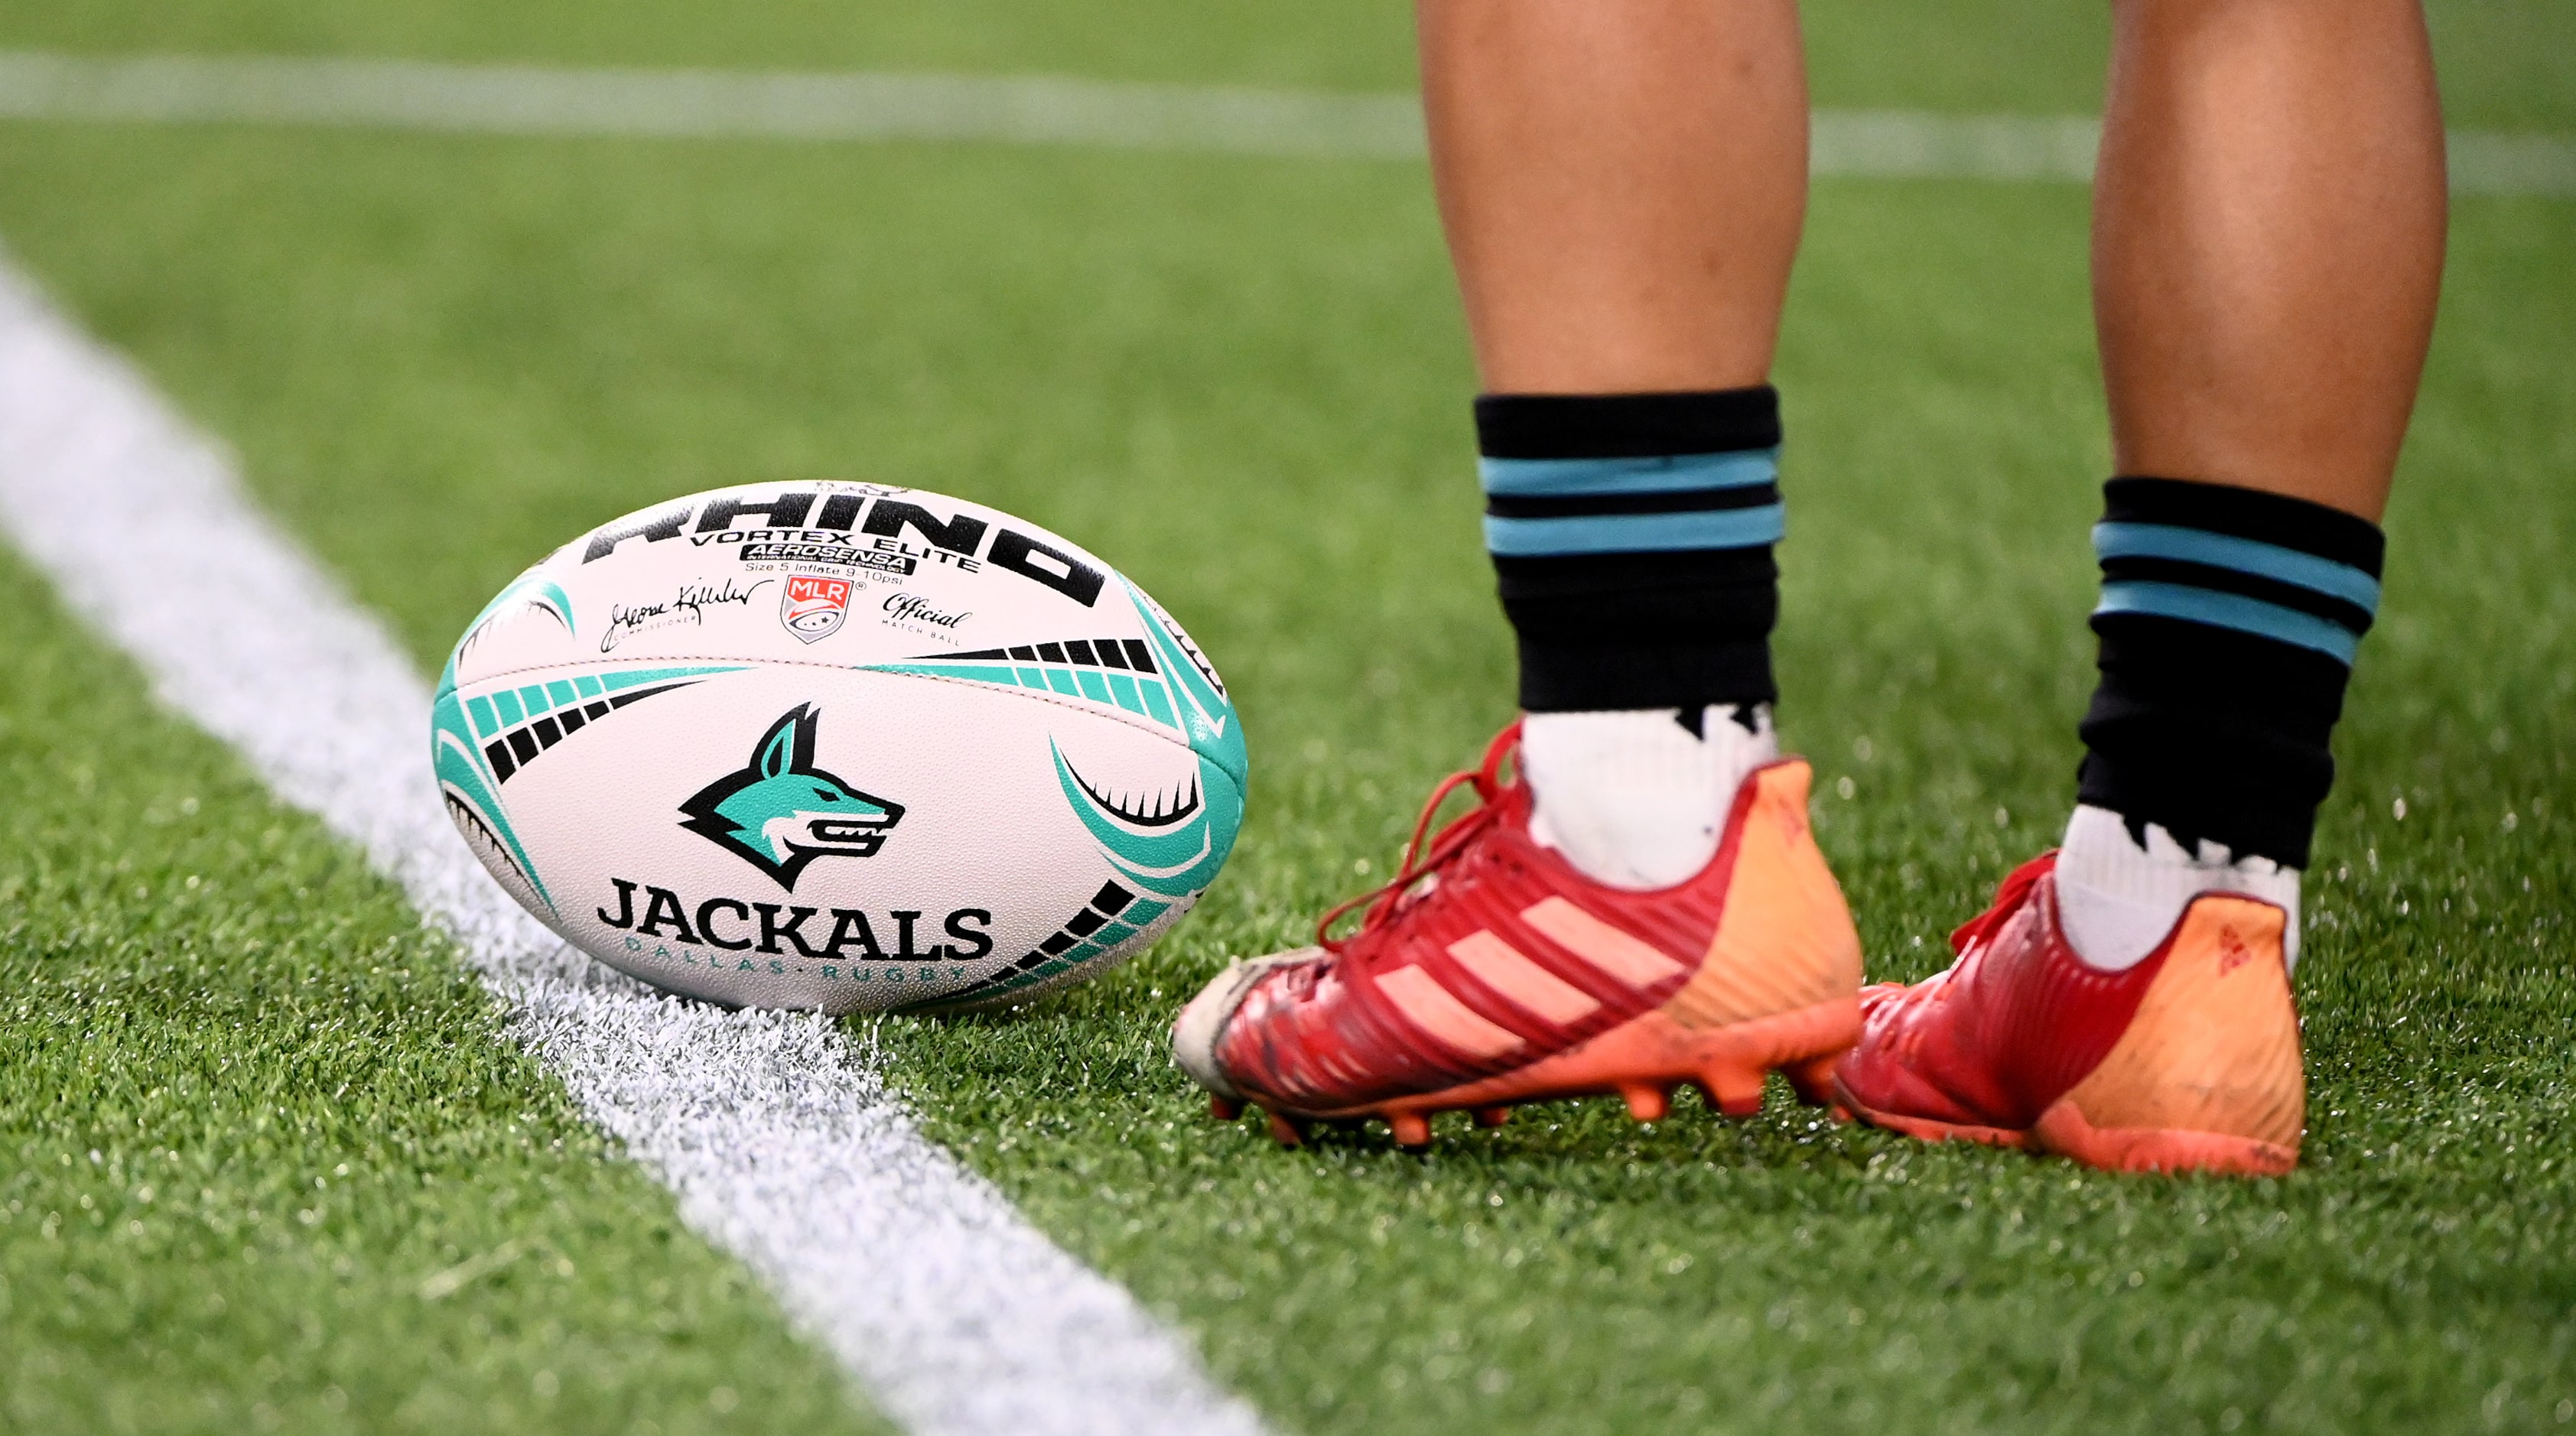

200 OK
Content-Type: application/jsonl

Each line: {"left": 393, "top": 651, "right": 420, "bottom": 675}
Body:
{"left": 2077, "top": 476, "right": 2386, "bottom": 868}
{"left": 1476, "top": 387, "right": 1784, "bottom": 714}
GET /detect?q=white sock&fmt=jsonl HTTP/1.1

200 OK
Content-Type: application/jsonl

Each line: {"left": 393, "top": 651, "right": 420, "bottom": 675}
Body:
{"left": 2054, "top": 804, "right": 2302, "bottom": 972}
{"left": 1521, "top": 705, "right": 1776, "bottom": 890}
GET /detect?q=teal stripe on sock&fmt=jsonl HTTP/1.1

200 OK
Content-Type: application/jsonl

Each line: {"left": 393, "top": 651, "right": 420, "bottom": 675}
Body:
{"left": 2096, "top": 580, "right": 2361, "bottom": 664}
{"left": 2093, "top": 522, "right": 2382, "bottom": 611}
{"left": 1484, "top": 504, "right": 1784, "bottom": 557}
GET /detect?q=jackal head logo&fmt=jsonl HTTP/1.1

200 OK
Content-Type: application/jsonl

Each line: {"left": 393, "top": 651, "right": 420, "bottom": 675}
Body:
{"left": 678, "top": 704, "right": 903, "bottom": 889}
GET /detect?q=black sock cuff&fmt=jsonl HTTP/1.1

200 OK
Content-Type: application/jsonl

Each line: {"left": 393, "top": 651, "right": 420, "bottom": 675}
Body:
{"left": 1514, "top": 639, "right": 1776, "bottom": 713}
{"left": 2076, "top": 620, "right": 2353, "bottom": 866}
{"left": 2079, "top": 478, "right": 2383, "bottom": 868}
{"left": 1498, "top": 548, "right": 1778, "bottom": 711}
{"left": 1474, "top": 387, "right": 1781, "bottom": 460}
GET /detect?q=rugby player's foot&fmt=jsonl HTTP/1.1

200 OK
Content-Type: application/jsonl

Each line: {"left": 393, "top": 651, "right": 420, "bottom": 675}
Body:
{"left": 1172, "top": 724, "right": 1862, "bottom": 1148}
{"left": 1834, "top": 852, "right": 2304, "bottom": 1176}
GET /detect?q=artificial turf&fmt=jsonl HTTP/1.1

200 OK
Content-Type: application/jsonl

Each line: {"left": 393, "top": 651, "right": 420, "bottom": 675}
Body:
{"left": 0, "top": 544, "right": 893, "bottom": 1436}
{"left": 0, "top": 1, "right": 2571, "bottom": 1431}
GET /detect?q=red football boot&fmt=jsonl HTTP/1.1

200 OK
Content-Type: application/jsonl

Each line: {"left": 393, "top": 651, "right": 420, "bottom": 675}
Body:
{"left": 1834, "top": 853, "right": 2304, "bottom": 1176}
{"left": 1172, "top": 725, "right": 1862, "bottom": 1148}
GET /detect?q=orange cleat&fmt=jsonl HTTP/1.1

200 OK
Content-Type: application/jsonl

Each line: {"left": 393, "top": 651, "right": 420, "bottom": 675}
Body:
{"left": 1172, "top": 725, "right": 1862, "bottom": 1148}
{"left": 1835, "top": 853, "right": 2304, "bottom": 1176}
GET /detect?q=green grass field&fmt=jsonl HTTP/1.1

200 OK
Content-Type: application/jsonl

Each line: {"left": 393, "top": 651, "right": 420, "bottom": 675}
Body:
{"left": 2, "top": 2, "right": 2572, "bottom": 1432}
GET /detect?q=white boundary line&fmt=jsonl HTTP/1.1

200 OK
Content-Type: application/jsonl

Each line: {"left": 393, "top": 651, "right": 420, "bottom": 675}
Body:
{"left": 0, "top": 252, "right": 1265, "bottom": 1436}
{"left": 0, "top": 50, "right": 2567, "bottom": 195}
{"left": 0, "top": 50, "right": 1426, "bottom": 158}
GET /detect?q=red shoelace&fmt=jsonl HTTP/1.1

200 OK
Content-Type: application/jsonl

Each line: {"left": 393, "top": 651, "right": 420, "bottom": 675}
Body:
{"left": 1313, "top": 723, "right": 1524, "bottom": 958}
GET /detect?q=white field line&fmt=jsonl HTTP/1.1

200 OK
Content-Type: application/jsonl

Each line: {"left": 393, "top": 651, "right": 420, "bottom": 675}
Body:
{"left": 0, "top": 254, "right": 1264, "bottom": 1436}
{"left": 0, "top": 50, "right": 2568, "bottom": 196}
{"left": 0, "top": 50, "right": 1426, "bottom": 158}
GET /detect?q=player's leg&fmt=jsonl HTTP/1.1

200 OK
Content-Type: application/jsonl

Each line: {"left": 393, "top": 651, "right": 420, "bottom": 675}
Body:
{"left": 1836, "top": 0, "right": 2446, "bottom": 1174}
{"left": 1423, "top": 0, "right": 1804, "bottom": 396}
{"left": 1173, "top": 0, "right": 1862, "bottom": 1147}
{"left": 1424, "top": 0, "right": 1807, "bottom": 887}
{"left": 2093, "top": 0, "right": 2444, "bottom": 520}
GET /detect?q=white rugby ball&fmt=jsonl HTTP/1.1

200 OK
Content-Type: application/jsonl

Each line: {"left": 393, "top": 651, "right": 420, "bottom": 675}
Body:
{"left": 431, "top": 480, "right": 1247, "bottom": 1012}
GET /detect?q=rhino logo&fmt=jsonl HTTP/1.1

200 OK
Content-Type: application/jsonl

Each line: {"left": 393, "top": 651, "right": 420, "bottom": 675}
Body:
{"left": 678, "top": 704, "right": 903, "bottom": 889}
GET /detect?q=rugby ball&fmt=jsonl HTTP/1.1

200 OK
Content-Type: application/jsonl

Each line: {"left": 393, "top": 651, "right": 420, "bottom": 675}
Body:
{"left": 431, "top": 481, "right": 1247, "bottom": 1012}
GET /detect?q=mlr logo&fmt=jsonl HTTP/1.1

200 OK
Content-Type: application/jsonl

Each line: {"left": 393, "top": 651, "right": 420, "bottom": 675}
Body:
{"left": 780, "top": 574, "right": 853, "bottom": 643}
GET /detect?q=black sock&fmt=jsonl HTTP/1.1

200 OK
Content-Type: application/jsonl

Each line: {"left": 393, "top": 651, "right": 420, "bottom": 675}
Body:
{"left": 2077, "top": 476, "right": 2386, "bottom": 868}
{"left": 1475, "top": 388, "right": 1783, "bottom": 714}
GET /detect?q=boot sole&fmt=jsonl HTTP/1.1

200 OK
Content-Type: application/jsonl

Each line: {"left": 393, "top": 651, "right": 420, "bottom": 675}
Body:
{"left": 1831, "top": 1077, "right": 2297, "bottom": 1178}
{"left": 1246, "top": 996, "right": 1860, "bottom": 1149}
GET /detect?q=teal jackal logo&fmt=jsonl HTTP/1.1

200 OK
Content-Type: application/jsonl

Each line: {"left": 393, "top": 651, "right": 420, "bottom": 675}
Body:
{"left": 678, "top": 705, "right": 903, "bottom": 889}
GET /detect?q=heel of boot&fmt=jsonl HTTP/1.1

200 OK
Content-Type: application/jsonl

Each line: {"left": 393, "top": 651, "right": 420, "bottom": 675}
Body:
{"left": 2036, "top": 895, "right": 2305, "bottom": 1175}
{"left": 1662, "top": 760, "right": 1865, "bottom": 1031}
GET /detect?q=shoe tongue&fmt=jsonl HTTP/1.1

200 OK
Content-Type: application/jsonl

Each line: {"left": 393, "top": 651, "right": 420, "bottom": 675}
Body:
{"left": 1950, "top": 854, "right": 2056, "bottom": 954}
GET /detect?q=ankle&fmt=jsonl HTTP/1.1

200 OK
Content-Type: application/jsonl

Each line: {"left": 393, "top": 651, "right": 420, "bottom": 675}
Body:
{"left": 1521, "top": 704, "right": 1776, "bottom": 890}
